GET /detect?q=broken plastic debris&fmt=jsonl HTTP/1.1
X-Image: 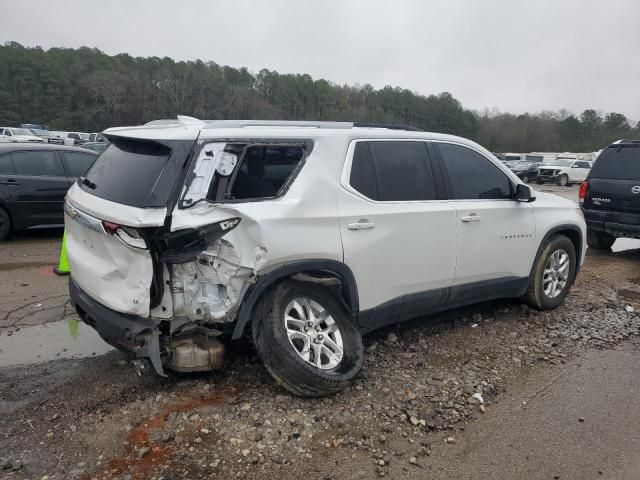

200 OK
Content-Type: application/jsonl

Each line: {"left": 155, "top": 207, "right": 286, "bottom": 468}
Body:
{"left": 470, "top": 323, "right": 478, "bottom": 328}
{"left": 625, "top": 305, "right": 634, "bottom": 313}
{"left": 472, "top": 392, "right": 484, "bottom": 403}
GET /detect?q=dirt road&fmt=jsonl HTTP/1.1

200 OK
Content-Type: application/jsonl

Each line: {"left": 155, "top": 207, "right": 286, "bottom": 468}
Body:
{"left": 1, "top": 185, "right": 640, "bottom": 480}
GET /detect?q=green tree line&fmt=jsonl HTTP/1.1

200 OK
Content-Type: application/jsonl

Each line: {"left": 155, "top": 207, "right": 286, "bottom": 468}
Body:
{"left": 0, "top": 42, "right": 637, "bottom": 152}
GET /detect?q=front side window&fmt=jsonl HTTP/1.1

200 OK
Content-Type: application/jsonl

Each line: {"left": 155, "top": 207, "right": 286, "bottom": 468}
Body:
{"left": 11, "top": 151, "right": 64, "bottom": 176}
{"left": 349, "top": 141, "right": 436, "bottom": 201}
{"left": 437, "top": 143, "right": 512, "bottom": 200}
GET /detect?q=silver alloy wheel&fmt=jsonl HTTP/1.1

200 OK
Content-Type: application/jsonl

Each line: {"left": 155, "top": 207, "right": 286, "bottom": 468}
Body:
{"left": 543, "top": 249, "right": 570, "bottom": 298}
{"left": 284, "top": 297, "right": 344, "bottom": 370}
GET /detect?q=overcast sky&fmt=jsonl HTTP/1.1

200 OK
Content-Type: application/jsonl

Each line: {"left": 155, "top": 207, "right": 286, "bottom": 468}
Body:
{"left": 2, "top": 0, "right": 639, "bottom": 120}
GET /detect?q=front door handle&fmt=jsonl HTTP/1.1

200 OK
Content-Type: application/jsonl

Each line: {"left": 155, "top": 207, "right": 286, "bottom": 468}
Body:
{"left": 347, "top": 221, "right": 376, "bottom": 230}
{"left": 461, "top": 213, "right": 481, "bottom": 222}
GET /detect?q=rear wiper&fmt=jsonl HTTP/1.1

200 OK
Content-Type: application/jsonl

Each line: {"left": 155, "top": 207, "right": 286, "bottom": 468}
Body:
{"left": 80, "top": 176, "right": 96, "bottom": 189}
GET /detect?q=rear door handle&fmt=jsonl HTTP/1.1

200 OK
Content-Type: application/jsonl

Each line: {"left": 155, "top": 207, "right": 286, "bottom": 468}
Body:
{"left": 0, "top": 179, "right": 20, "bottom": 186}
{"left": 461, "top": 213, "right": 481, "bottom": 222}
{"left": 347, "top": 221, "right": 376, "bottom": 230}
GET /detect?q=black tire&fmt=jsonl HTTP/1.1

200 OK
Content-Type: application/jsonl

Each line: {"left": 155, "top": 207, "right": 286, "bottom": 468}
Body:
{"left": 0, "top": 207, "right": 11, "bottom": 241}
{"left": 555, "top": 174, "right": 569, "bottom": 186}
{"left": 522, "top": 174, "right": 530, "bottom": 184}
{"left": 523, "top": 234, "right": 576, "bottom": 310}
{"left": 252, "top": 280, "right": 364, "bottom": 397}
{"left": 586, "top": 230, "right": 616, "bottom": 250}
{"left": 536, "top": 180, "right": 544, "bottom": 185}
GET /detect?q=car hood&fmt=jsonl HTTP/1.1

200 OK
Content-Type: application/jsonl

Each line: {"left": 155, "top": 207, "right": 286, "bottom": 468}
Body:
{"left": 9, "top": 135, "right": 45, "bottom": 141}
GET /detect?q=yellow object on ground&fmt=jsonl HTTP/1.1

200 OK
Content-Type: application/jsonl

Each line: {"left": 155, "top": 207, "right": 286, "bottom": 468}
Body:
{"left": 53, "top": 230, "right": 70, "bottom": 275}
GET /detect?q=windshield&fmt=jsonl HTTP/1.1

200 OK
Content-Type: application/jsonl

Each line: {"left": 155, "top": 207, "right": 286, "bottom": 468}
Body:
{"left": 30, "top": 129, "right": 49, "bottom": 137}
{"left": 79, "top": 133, "right": 90, "bottom": 140}
{"left": 550, "top": 160, "right": 573, "bottom": 167}
{"left": 11, "top": 128, "right": 35, "bottom": 136}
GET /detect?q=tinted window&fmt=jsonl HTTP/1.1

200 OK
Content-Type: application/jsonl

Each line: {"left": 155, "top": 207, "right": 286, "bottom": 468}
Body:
{"left": 350, "top": 141, "right": 436, "bottom": 201}
{"left": 62, "top": 151, "right": 96, "bottom": 177}
{"left": 12, "top": 151, "right": 64, "bottom": 176}
{"left": 590, "top": 146, "right": 640, "bottom": 180}
{"left": 576, "top": 161, "right": 591, "bottom": 168}
{"left": 230, "top": 145, "right": 304, "bottom": 200}
{"left": 0, "top": 154, "right": 12, "bottom": 174}
{"left": 438, "top": 143, "right": 512, "bottom": 200}
{"left": 82, "top": 139, "right": 173, "bottom": 208}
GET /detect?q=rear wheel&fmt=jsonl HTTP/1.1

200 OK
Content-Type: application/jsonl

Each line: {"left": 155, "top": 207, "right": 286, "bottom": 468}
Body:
{"left": 0, "top": 207, "right": 11, "bottom": 241}
{"left": 555, "top": 174, "right": 569, "bottom": 186}
{"left": 522, "top": 174, "right": 530, "bottom": 183}
{"left": 536, "top": 179, "right": 544, "bottom": 185}
{"left": 523, "top": 234, "right": 576, "bottom": 310}
{"left": 587, "top": 230, "right": 616, "bottom": 250}
{"left": 252, "top": 280, "right": 364, "bottom": 397}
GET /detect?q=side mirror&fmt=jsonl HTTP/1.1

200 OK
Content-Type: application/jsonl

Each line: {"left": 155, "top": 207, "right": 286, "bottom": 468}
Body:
{"left": 515, "top": 183, "right": 536, "bottom": 203}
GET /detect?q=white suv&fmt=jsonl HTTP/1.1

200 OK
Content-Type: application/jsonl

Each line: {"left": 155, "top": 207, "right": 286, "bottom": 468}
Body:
{"left": 537, "top": 159, "right": 592, "bottom": 186}
{"left": 65, "top": 118, "right": 586, "bottom": 396}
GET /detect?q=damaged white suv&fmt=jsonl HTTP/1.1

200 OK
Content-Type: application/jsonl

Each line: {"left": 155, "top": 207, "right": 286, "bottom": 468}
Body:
{"left": 66, "top": 118, "right": 586, "bottom": 396}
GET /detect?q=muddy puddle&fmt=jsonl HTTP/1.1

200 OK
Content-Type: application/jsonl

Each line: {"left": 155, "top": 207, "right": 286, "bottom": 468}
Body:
{"left": 0, "top": 319, "right": 113, "bottom": 367}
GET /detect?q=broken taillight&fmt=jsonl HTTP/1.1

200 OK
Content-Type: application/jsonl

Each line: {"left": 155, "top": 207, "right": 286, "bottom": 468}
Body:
{"left": 102, "top": 221, "right": 147, "bottom": 249}
{"left": 578, "top": 181, "right": 588, "bottom": 205}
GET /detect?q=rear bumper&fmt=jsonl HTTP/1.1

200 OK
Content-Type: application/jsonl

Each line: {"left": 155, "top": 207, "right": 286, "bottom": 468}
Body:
{"left": 69, "top": 277, "right": 165, "bottom": 375}
{"left": 582, "top": 208, "right": 640, "bottom": 238}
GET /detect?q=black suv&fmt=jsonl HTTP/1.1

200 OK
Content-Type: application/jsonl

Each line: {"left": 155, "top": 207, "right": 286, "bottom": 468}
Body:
{"left": 580, "top": 140, "right": 640, "bottom": 249}
{"left": 0, "top": 143, "right": 98, "bottom": 240}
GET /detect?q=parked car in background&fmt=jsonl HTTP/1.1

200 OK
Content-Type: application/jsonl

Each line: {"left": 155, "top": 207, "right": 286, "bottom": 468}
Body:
{"left": 29, "top": 129, "right": 65, "bottom": 145}
{"left": 580, "top": 140, "right": 640, "bottom": 249}
{"left": 0, "top": 143, "right": 98, "bottom": 240}
{"left": 537, "top": 159, "right": 592, "bottom": 186}
{"left": 64, "top": 132, "right": 90, "bottom": 146}
{"left": 64, "top": 118, "right": 585, "bottom": 396}
{"left": 81, "top": 142, "right": 109, "bottom": 154}
{"left": 508, "top": 161, "right": 540, "bottom": 183}
{"left": 89, "top": 132, "right": 107, "bottom": 143}
{"left": 0, "top": 127, "right": 47, "bottom": 144}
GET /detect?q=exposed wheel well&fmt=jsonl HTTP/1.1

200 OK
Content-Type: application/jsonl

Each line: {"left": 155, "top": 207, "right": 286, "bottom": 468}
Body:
{"left": 554, "top": 228, "right": 583, "bottom": 266}
{"left": 231, "top": 261, "right": 359, "bottom": 340}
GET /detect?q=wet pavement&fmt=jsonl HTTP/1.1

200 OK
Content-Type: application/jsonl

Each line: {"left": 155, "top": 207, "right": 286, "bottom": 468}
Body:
{"left": 0, "top": 319, "right": 112, "bottom": 367}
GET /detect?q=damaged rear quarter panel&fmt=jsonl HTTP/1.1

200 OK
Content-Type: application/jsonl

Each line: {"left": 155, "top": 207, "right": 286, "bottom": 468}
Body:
{"left": 168, "top": 136, "right": 346, "bottom": 325}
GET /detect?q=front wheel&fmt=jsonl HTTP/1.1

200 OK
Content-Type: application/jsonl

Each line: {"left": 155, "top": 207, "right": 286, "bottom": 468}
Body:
{"left": 555, "top": 174, "right": 569, "bottom": 186}
{"left": 522, "top": 174, "right": 530, "bottom": 183}
{"left": 252, "top": 280, "right": 364, "bottom": 397}
{"left": 587, "top": 230, "right": 616, "bottom": 250}
{"left": 523, "top": 234, "right": 576, "bottom": 310}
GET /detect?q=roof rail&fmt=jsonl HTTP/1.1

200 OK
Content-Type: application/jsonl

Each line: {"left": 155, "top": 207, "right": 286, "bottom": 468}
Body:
{"left": 143, "top": 117, "right": 424, "bottom": 131}
{"left": 202, "top": 120, "right": 354, "bottom": 129}
{"left": 353, "top": 122, "right": 423, "bottom": 132}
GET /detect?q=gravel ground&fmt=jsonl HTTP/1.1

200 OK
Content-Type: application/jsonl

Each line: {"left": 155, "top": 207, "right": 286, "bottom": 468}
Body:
{"left": 1, "top": 190, "right": 640, "bottom": 480}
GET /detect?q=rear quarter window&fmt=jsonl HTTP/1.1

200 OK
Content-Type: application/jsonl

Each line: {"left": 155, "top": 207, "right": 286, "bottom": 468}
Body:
{"left": 590, "top": 146, "right": 640, "bottom": 180}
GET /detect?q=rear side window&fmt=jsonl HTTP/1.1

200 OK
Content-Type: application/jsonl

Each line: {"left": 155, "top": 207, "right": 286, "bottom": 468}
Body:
{"left": 349, "top": 141, "right": 436, "bottom": 201}
{"left": 0, "top": 154, "right": 12, "bottom": 174}
{"left": 11, "top": 151, "right": 65, "bottom": 176}
{"left": 590, "top": 146, "right": 640, "bottom": 180}
{"left": 230, "top": 145, "right": 304, "bottom": 200}
{"left": 81, "top": 139, "right": 173, "bottom": 208}
{"left": 437, "top": 143, "right": 512, "bottom": 200}
{"left": 61, "top": 151, "right": 96, "bottom": 178}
